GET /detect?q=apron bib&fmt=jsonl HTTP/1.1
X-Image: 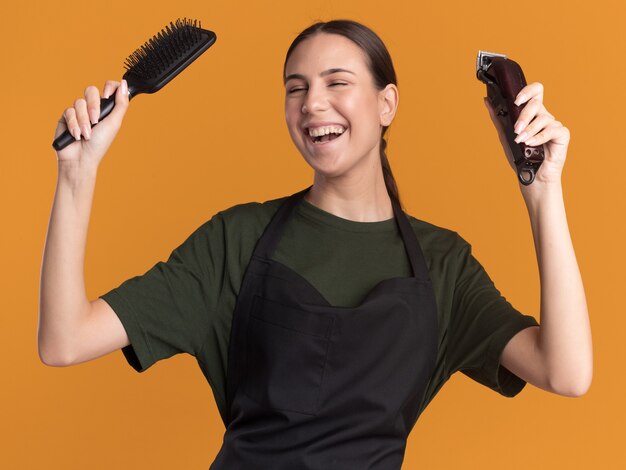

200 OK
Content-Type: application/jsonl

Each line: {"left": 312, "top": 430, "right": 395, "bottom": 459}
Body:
{"left": 210, "top": 185, "right": 439, "bottom": 469}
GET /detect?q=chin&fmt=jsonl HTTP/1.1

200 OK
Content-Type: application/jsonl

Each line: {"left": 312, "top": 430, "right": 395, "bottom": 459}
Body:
{"left": 302, "top": 153, "right": 355, "bottom": 179}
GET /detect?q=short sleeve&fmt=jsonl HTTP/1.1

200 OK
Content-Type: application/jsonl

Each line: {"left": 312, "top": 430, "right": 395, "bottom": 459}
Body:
{"left": 446, "top": 234, "right": 540, "bottom": 397}
{"left": 99, "top": 213, "right": 226, "bottom": 373}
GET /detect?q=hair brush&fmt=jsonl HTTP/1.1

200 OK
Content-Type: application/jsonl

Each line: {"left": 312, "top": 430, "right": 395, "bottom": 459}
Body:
{"left": 52, "top": 17, "right": 217, "bottom": 151}
{"left": 476, "top": 50, "right": 544, "bottom": 185}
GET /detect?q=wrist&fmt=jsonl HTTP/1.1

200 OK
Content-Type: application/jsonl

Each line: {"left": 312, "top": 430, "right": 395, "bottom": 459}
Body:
{"left": 57, "top": 158, "right": 98, "bottom": 175}
{"left": 521, "top": 180, "right": 564, "bottom": 215}
{"left": 57, "top": 159, "right": 99, "bottom": 190}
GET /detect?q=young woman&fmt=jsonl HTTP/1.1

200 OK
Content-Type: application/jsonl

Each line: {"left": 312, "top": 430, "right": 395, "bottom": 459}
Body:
{"left": 40, "top": 19, "right": 591, "bottom": 469}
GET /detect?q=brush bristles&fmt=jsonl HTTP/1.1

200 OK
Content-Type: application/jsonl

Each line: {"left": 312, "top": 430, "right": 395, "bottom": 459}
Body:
{"left": 123, "top": 17, "right": 203, "bottom": 80}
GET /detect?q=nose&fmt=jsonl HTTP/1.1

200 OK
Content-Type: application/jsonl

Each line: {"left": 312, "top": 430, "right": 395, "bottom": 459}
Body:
{"left": 301, "top": 83, "right": 329, "bottom": 114}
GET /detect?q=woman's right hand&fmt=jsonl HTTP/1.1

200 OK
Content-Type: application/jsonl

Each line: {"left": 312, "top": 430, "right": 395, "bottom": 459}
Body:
{"left": 54, "top": 79, "right": 130, "bottom": 166}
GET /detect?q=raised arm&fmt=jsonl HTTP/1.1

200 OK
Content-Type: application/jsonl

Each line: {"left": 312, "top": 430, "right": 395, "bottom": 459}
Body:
{"left": 484, "top": 82, "right": 593, "bottom": 397}
{"left": 39, "top": 80, "right": 130, "bottom": 366}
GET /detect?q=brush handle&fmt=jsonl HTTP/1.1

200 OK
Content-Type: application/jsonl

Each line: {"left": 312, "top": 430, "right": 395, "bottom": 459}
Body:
{"left": 52, "top": 94, "right": 118, "bottom": 151}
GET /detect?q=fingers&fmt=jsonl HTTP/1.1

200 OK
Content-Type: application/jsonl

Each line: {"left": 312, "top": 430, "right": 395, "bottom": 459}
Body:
{"left": 109, "top": 78, "right": 129, "bottom": 121}
{"left": 73, "top": 97, "right": 92, "bottom": 140}
{"left": 513, "top": 82, "right": 546, "bottom": 135}
{"left": 514, "top": 81, "right": 544, "bottom": 106}
{"left": 85, "top": 85, "right": 100, "bottom": 125}
{"left": 514, "top": 97, "right": 543, "bottom": 135}
{"left": 62, "top": 107, "right": 80, "bottom": 141}
{"left": 59, "top": 79, "right": 129, "bottom": 142}
{"left": 522, "top": 121, "right": 568, "bottom": 147}
{"left": 59, "top": 86, "right": 98, "bottom": 141}
{"left": 103, "top": 80, "right": 120, "bottom": 99}
{"left": 514, "top": 113, "right": 554, "bottom": 144}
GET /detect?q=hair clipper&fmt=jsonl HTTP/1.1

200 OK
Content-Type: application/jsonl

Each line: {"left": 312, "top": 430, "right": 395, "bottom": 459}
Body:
{"left": 476, "top": 50, "right": 544, "bottom": 185}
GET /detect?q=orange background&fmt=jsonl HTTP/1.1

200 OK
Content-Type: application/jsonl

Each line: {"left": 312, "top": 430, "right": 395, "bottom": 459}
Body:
{"left": 2, "top": 0, "right": 624, "bottom": 468}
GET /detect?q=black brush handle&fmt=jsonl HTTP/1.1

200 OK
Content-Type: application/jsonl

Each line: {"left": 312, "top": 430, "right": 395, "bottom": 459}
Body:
{"left": 52, "top": 94, "right": 120, "bottom": 151}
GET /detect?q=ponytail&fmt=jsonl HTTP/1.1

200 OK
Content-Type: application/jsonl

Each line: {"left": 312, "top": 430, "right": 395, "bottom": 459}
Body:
{"left": 380, "top": 133, "right": 402, "bottom": 210}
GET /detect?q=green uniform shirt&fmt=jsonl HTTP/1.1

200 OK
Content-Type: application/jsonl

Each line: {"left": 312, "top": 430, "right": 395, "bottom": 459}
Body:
{"left": 100, "top": 193, "right": 539, "bottom": 425}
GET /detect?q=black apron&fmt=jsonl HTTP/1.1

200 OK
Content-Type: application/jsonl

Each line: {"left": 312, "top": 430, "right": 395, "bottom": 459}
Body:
{"left": 210, "top": 185, "right": 439, "bottom": 469}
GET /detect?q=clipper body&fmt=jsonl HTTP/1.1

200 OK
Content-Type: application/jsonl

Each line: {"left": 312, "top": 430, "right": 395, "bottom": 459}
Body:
{"left": 476, "top": 50, "right": 544, "bottom": 185}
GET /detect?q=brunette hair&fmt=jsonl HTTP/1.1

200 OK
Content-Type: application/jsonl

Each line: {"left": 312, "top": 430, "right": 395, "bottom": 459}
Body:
{"left": 283, "top": 19, "right": 403, "bottom": 209}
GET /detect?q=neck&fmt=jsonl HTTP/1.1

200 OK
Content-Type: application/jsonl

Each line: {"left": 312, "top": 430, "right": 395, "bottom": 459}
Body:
{"left": 303, "top": 164, "right": 394, "bottom": 222}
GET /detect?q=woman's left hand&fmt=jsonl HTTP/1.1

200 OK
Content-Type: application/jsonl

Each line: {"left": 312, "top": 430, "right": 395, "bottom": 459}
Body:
{"left": 483, "top": 82, "right": 570, "bottom": 191}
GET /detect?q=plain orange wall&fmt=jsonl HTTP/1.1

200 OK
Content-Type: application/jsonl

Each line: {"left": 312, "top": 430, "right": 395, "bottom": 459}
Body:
{"left": 3, "top": 0, "right": 624, "bottom": 468}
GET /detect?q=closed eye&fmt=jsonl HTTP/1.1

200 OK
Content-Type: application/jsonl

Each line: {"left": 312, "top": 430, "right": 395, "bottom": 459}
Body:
{"left": 287, "top": 82, "right": 348, "bottom": 94}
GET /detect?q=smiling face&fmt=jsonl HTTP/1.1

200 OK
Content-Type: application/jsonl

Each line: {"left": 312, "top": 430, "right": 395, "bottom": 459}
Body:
{"left": 284, "top": 33, "right": 397, "bottom": 179}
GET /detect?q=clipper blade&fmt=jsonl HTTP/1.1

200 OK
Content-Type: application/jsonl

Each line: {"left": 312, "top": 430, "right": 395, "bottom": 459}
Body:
{"left": 476, "top": 50, "right": 507, "bottom": 83}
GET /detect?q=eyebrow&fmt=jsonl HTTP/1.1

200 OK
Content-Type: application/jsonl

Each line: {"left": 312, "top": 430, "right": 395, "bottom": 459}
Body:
{"left": 284, "top": 68, "right": 356, "bottom": 85}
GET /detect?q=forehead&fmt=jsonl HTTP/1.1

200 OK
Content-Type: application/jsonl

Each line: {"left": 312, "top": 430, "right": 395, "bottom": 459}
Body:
{"left": 285, "top": 33, "right": 368, "bottom": 76}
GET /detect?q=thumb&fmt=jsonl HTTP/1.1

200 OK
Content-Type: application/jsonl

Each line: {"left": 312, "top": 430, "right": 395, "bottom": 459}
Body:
{"left": 110, "top": 78, "right": 130, "bottom": 121}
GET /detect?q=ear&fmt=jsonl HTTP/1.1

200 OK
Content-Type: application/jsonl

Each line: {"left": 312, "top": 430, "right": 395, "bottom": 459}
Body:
{"left": 378, "top": 83, "right": 399, "bottom": 127}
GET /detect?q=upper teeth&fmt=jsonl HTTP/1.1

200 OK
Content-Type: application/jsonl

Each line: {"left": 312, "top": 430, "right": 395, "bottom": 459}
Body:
{"left": 308, "top": 125, "right": 346, "bottom": 137}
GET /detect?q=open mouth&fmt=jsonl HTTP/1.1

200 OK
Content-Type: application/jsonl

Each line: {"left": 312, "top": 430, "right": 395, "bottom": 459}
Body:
{"left": 304, "top": 127, "right": 348, "bottom": 145}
